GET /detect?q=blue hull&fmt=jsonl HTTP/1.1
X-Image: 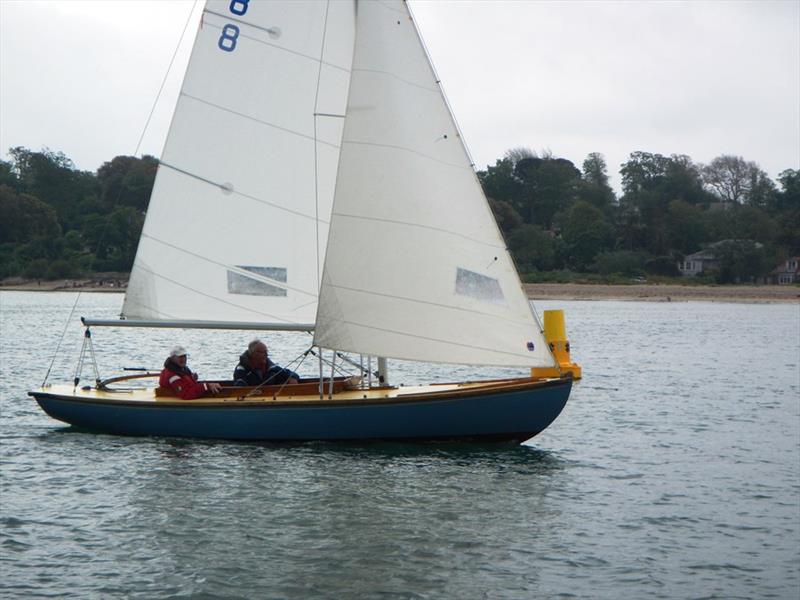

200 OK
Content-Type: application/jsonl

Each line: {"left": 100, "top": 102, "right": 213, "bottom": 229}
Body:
{"left": 29, "top": 378, "right": 571, "bottom": 443}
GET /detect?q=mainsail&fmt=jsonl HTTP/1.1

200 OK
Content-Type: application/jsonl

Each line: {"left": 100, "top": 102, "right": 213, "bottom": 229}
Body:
{"left": 123, "top": 0, "right": 355, "bottom": 325}
{"left": 313, "top": 1, "right": 554, "bottom": 368}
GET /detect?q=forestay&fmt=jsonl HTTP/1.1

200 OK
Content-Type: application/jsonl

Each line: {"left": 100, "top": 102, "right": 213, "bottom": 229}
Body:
{"left": 123, "top": 0, "right": 355, "bottom": 325}
{"left": 314, "top": 0, "right": 554, "bottom": 368}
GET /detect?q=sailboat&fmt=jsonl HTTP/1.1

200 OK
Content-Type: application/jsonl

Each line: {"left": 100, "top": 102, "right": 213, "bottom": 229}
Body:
{"left": 29, "top": 0, "right": 574, "bottom": 443}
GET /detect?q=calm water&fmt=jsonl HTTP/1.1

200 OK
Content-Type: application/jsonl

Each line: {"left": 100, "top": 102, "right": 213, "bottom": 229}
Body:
{"left": 1, "top": 291, "right": 798, "bottom": 599}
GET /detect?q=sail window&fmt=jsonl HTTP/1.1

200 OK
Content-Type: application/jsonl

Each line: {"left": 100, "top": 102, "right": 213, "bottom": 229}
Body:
{"left": 227, "top": 266, "right": 287, "bottom": 297}
{"left": 455, "top": 268, "right": 505, "bottom": 304}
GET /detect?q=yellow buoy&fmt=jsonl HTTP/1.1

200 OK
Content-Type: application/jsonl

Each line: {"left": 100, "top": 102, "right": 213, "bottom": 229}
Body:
{"left": 531, "top": 309, "right": 582, "bottom": 380}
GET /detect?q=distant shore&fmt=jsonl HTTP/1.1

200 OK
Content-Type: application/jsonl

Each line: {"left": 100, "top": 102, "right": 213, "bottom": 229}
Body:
{"left": 1, "top": 277, "right": 798, "bottom": 303}
{"left": 0, "top": 277, "right": 126, "bottom": 293}
{"left": 524, "top": 282, "right": 799, "bottom": 303}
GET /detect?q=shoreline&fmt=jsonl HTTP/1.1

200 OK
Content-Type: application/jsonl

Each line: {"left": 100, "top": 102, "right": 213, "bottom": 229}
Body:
{"left": 524, "top": 283, "right": 799, "bottom": 303}
{"left": 1, "top": 279, "right": 798, "bottom": 303}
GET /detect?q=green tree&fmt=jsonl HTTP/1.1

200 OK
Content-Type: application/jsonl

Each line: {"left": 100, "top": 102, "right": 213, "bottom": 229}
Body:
{"left": 0, "top": 159, "right": 19, "bottom": 190}
{"left": 488, "top": 198, "right": 523, "bottom": 236}
{"left": 578, "top": 152, "right": 616, "bottom": 215}
{"left": 774, "top": 170, "right": 800, "bottom": 253}
{"left": 23, "top": 258, "right": 49, "bottom": 280}
{"left": 97, "top": 155, "right": 158, "bottom": 211}
{"left": 775, "top": 169, "right": 800, "bottom": 212}
{"left": 478, "top": 158, "right": 524, "bottom": 214}
{"left": 46, "top": 259, "right": 76, "bottom": 280}
{"left": 83, "top": 206, "right": 145, "bottom": 271}
{"left": 0, "top": 185, "right": 61, "bottom": 244}
{"left": 665, "top": 199, "right": 707, "bottom": 254}
{"left": 618, "top": 152, "right": 711, "bottom": 255}
{"left": 594, "top": 250, "right": 646, "bottom": 276}
{"left": 559, "top": 201, "right": 614, "bottom": 271}
{"left": 507, "top": 224, "right": 559, "bottom": 272}
{"left": 8, "top": 147, "right": 99, "bottom": 231}
{"left": 621, "top": 152, "right": 708, "bottom": 205}
{"left": 712, "top": 240, "right": 771, "bottom": 283}
{"left": 514, "top": 156, "right": 581, "bottom": 228}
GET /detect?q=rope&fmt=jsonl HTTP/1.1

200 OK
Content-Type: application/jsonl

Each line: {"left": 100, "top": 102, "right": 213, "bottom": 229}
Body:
{"left": 239, "top": 348, "right": 314, "bottom": 400}
{"left": 41, "top": 292, "right": 82, "bottom": 386}
{"left": 41, "top": 3, "right": 200, "bottom": 388}
{"left": 91, "top": 0, "right": 199, "bottom": 260}
{"left": 134, "top": 0, "right": 199, "bottom": 157}
{"left": 73, "top": 329, "right": 89, "bottom": 390}
{"left": 312, "top": 0, "right": 333, "bottom": 300}
{"left": 86, "top": 329, "right": 102, "bottom": 386}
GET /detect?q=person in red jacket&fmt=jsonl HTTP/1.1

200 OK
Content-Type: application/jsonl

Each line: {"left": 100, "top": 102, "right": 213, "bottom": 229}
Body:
{"left": 159, "top": 346, "right": 222, "bottom": 400}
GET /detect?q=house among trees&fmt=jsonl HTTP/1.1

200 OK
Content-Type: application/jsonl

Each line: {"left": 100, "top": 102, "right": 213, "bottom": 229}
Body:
{"left": 678, "top": 248, "right": 718, "bottom": 277}
{"left": 678, "top": 240, "right": 765, "bottom": 279}
{"left": 770, "top": 257, "right": 800, "bottom": 285}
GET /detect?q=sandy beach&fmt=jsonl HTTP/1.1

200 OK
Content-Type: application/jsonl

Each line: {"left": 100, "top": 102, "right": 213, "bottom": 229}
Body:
{"left": 524, "top": 282, "right": 800, "bottom": 303}
{"left": 0, "top": 278, "right": 127, "bottom": 293}
{"left": 1, "top": 278, "right": 797, "bottom": 303}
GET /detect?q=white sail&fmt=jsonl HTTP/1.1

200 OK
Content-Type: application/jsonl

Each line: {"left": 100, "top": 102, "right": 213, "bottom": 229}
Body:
{"left": 314, "top": 0, "right": 554, "bottom": 368}
{"left": 123, "top": 0, "right": 355, "bottom": 325}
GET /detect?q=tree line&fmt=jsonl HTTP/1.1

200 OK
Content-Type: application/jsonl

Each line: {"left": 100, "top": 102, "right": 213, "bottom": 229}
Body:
{"left": 0, "top": 146, "right": 798, "bottom": 283}
{"left": 481, "top": 149, "right": 798, "bottom": 283}
{"left": 0, "top": 148, "right": 155, "bottom": 280}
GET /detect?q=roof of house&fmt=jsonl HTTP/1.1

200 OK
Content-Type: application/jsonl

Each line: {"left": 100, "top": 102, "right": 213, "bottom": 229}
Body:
{"left": 684, "top": 249, "right": 717, "bottom": 261}
{"left": 685, "top": 240, "right": 765, "bottom": 262}
{"left": 771, "top": 257, "right": 800, "bottom": 275}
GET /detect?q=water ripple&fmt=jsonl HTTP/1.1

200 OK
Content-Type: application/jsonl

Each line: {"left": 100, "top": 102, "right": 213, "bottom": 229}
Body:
{"left": 1, "top": 293, "right": 799, "bottom": 599}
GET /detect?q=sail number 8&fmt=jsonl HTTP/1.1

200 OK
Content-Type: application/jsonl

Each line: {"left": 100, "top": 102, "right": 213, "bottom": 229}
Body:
{"left": 218, "top": 0, "right": 249, "bottom": 53}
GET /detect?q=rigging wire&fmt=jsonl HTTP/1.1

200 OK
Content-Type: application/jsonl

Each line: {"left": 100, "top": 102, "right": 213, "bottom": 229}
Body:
{"left": 89, "top": 0, "right": 200, "bottom": 262}
{"left": 133, "top": 0, "right": 199, "bottom": 157}
{"left": 312, "top": 0, "right": 333, "bottom": 302}
{"left": 42, "top": 2, "right": 200, "bottom": 387}
{"left": 239, "top": 347, "right": 314, "bottom": 400}
{"left": 41, "top": 292, "right": 83, "bottom": 387}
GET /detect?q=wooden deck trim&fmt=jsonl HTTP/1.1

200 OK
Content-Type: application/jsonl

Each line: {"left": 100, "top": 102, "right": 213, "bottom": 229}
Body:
{"left": 30, "top": 377, "right": 570, "bottom": 409}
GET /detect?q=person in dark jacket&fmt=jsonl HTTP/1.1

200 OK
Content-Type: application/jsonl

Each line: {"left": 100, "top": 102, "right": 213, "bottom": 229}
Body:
{"left": 159, "top": 345, "right": 222, "bottom": 400}
{"left": 233, "top": 339, "right": 299, "bottom": 387}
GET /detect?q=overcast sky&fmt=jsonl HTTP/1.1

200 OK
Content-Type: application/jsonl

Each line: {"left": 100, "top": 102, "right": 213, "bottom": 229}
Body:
{"left": 1, "top": 0, "right": 798, "bottom": 194}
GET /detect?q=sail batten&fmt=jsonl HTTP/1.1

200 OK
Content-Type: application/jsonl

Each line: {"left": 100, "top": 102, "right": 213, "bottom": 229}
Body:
{"left": 340, "top": 139, "right": 470, "bottom": 170}
{"left": 319, "top": 321, "right": 546, "bottom": 367}
{"left": 330, "top": 212, "right": 506, "bottom": 250}
{"left": 323, "top": 282, "right": 537, "bottom": 324}
{"left": 154, "top": 165, "right": 330, "bottom": 223}
{"left": 179, "top": 92, "right": 342, "bottom": 149}
{"left": 125, "top": 263, "right": 315, "bottom": 324}
{"left": 203, "top": 8, "right": 353, "bottom": 72}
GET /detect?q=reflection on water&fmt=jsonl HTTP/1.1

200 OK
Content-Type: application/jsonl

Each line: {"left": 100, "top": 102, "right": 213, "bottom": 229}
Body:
{"left": 120, "top": 440, "right": 567, "bottom": 599}
{"left": 2, "top": 292, "right": 799, "bottom": 598}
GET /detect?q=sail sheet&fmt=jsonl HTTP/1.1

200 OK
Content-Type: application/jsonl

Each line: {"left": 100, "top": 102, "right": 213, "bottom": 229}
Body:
{"left": 123, "top": 0, "right": 355, "bottom": 325}
{"left": 313, "top": 0, "right": 554, "bottom": 368}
